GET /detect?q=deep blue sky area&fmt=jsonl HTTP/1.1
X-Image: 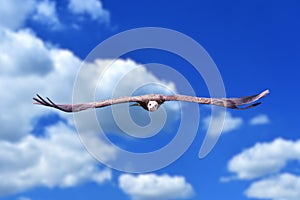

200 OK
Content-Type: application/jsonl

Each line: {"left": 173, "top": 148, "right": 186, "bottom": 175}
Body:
{"left": 1, "top": 1, "right": 300, "bottom": 200}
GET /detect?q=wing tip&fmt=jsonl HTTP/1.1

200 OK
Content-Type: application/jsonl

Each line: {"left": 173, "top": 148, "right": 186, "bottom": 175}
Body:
{"left": 261, "top": 89, "right": 270, "bottom": 97}
{"left": 32, "top": 94, "right": 72, "bottom": 112}
{"left": 32, "top": 94, "right": 43, "bottom": 105}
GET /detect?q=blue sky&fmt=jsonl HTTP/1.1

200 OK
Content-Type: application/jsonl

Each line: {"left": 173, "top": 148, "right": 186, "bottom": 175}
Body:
{"left": 0, "top": 0, "right": 300, "bottom": 200}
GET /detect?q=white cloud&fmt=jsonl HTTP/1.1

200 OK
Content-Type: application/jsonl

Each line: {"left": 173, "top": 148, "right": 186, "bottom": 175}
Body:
{"left": 0, "top": 27, "right": 80, "bottom": 140}
{"left": 0, "top": 25, "right": 179, "bottom": 140}
{"left": 225, "top": 138, "right": 300, "bottom": 200}
{"left": 32, "top": 0, "right": 61, "bottom": 29}
{"left": 119, "top": 174, "right": 194, "bottom": 200}
{"left": 0, "top": 27, "right": 178, "bottom": 140}
{"left": 68, "top": 0, "right": 110, "bottom": 22}
{"left": 0, "top": 122, "right": 112, "bottom": 196}
{"left": 0, "top": 0, "right": 109, "bottom": 32}
{"left": 0, "top": 0, "right": 35, "bottom": 30}
{"left": 203, "top": 112, "right": 243, "bottom": 136}
{"left": 17, "top": 197, "right": 32, "bottom": 200}
{"left": 245, "top": 173, "right": 300, "bottom": 200}
{"left": 73, "top": 59, "right": 179, "bottom": 137}
{"left": 0, "top": 22, "right": 179, "bottom": 196}
{"left": 227, "top": 138, "right": 300, "bottom": 180}
{"left": 250, "top": 114, "right": 270, "bottom": 125}
{"left": 0, "top": 28, "right": 54, "bottom": 76}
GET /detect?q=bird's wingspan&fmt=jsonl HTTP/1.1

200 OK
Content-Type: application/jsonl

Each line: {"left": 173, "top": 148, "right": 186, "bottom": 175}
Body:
{"left": 33, "top": 90, "right": 269, "bottom": 113}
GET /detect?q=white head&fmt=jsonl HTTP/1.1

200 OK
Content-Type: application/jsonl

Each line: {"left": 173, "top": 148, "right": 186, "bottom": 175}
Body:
{"left": 147, "top": 101, "right": 159, "bottom": 112}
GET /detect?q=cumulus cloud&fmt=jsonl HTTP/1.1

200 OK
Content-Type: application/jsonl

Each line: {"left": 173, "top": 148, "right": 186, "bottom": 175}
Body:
{"left": 0, "top": 122, "right": 112, "bottom": 196}
{"left": 0, "top": 14, "right": 179, "bottom": 196}
{"left": 68, "top": 0, "right": 110, "bottom": 22}
{"left": 118, "top": 174, "right": 194, "bottom": 200}
{"left": 0, "top": 1, "right": 181, "bottom": 196}
{"left": 73, "top": 59, "right": 179, "bottom": 137}
{"left": 203, "top": 111, "right": 243, "bottom": 136}
{"left": 227, "top": 138, "right": 300, "bottom": 180}
{"left": 225, "top": 138, "right": 300, "bottom": 200}
{"left": 245, "top": 173, "right": 300, "bottom": 200}
{"left": 0, "top": 26, "right": 178, "bottom": 140}
{"left": 249, "top": 114, "right": 270, "bottom": 125}
{"left": 0, "top": 27, "right": 80, "bottom": 140}
{"left": 0, "top": 28, "right": 54, "bottom": 76}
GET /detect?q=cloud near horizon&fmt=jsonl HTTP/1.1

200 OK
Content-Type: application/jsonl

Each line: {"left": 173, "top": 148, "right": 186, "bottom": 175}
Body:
{"left": 119, "top": 173, "right": 194, "bottom": 200}
{"left": 225, "top": 138, "right": 300, "bottom": 200}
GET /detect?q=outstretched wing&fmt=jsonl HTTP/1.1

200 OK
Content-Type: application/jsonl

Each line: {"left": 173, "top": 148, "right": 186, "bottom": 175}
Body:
{"left": 33, "top": 94, "right": 150, "bottom": 112}
{"left": 33, "top": 90, "right": 269, "bottom": 113}
{"left": 165, "top": 89, "right": 269, "bottom": 110}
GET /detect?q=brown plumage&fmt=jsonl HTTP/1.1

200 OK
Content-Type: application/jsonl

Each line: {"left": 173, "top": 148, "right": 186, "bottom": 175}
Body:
{"left": 33, "top": 89, "right": 269, "bottom": 113}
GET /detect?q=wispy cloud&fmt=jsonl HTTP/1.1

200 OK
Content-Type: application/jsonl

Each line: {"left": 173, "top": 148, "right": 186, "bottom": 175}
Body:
{"left": 118, "top": 173, "right": 194, "bottom": 200}
{"left": 249, "top": 114, "right": 270, "bottom": 125}
{"left": 203, "top": 112, "right": 243, "bottom": 136}
{"left": 17, "top": 197, "right": 32, "bottom": 200}
{"left": 0, "top": 0, "right": 110, "bottom": 32}
{"left": 32, "top": 0, "right": 62, "bottom": 29}
{"left": 67, "top": 0, "right": 110, "bottom": 23}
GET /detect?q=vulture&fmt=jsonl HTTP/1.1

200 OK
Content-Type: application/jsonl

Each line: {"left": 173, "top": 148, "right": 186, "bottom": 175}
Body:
{"left": 33, "top": 89, "right": 269, "bottom": 113}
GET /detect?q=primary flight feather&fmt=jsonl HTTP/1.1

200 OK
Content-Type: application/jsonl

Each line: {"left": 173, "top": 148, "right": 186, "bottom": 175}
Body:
{"left": 33, "top": 89, "right": 269, "bottom": 113}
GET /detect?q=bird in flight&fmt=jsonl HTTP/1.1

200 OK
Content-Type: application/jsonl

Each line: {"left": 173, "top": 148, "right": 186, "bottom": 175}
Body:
{"left": 33, "top": 89, "right": 269, "bottom": 113}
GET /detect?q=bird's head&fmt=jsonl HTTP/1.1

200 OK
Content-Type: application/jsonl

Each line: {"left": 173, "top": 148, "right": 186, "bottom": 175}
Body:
{"left": 147, "top": 100, "right": 159, "bottom": 112}
{"left": 131, "top": 99, "right": 164, "bottom": 112}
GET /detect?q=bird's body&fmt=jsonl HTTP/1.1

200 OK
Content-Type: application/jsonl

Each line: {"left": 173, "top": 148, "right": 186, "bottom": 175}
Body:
{"left": 131, "top": 99, "right": 164, "bottom": 112}
{"left": 33, "top": 90, "right": 269, "bottom": 113}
